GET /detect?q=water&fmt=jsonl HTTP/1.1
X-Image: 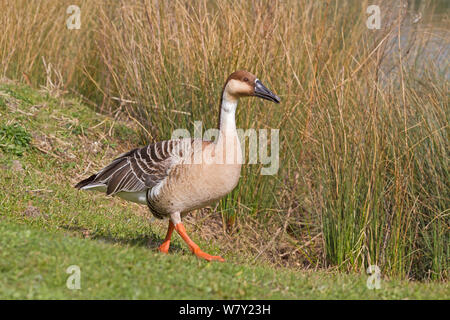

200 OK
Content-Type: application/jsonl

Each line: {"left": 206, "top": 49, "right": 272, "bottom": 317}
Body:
{"left": 380, "top": 0, "right": 449, "bottom": 82}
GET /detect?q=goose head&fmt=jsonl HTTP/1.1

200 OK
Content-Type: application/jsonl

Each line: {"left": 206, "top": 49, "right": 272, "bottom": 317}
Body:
{"left": 223, "top": 70, "right": 280, "bottom": 104}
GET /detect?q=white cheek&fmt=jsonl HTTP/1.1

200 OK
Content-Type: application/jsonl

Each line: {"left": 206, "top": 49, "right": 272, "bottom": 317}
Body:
{"left": 227, "top": 79, "right": 251, "bottom": 96}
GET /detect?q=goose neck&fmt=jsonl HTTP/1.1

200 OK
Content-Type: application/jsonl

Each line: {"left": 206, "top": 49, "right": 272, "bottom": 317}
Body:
{"left": 218, "top": 93, "right": 238, "bottom": 137}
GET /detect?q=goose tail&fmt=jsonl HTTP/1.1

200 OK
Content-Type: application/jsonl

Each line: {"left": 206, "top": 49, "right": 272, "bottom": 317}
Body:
{"left": 75, "top": 173, "right": 97, "bottom": 189}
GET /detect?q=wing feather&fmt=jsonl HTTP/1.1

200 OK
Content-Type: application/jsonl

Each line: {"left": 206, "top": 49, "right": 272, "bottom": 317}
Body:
{"left": 75, "top": 140, "right": 191, "bottom": 196}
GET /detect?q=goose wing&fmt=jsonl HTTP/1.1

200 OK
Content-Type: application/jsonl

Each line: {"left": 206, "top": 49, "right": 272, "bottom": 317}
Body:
{"left": 75, "top": 139, "right": 190, "bottom": 195}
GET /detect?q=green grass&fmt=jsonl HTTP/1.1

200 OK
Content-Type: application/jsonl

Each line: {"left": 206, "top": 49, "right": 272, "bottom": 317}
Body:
{"left": 2, "top": 219, "right": 448, "bottom": 299}
{"left": 0, "top": 123, "right": 32, "bottom": 156}
{"left": 0, "top": 81, "right": 448, "bottom": 299}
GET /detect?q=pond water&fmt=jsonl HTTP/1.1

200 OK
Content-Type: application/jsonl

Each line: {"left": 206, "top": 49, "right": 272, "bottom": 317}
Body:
{"left": 380, "top": 0, "right": 449, "bottom": 81}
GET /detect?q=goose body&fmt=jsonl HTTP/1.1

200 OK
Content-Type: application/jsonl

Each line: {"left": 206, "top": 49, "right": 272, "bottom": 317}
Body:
{"left": 75, "top": 70, "right": 280, "bottom": 261}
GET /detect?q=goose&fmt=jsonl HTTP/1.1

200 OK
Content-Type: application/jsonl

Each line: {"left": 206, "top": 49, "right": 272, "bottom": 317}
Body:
{"left": 75, "top": 70, "right": 280, "bottom": 261}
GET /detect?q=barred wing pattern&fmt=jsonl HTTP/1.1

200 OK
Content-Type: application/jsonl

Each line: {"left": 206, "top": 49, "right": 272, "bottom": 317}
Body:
{"left": 75, "top": 139, "right": 192, "bottom": 196}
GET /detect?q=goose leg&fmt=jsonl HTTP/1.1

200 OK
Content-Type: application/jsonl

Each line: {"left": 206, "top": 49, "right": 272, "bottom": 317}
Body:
{"left": 158, "top": 220, "right": 174, "bottom": 253}
{"left": 170, "top": 212, "right": 225, "bottom": 262}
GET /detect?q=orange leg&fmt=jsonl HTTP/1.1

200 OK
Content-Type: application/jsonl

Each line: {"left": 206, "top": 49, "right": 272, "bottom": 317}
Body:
{"left": 158, "top": 221, "right": 175, "bottom": 253}
{"left": 174, "top": 222, "right": 225, "bottom": 262}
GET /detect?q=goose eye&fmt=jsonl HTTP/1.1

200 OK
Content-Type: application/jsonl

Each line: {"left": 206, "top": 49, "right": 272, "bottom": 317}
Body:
{"left": 243, "top": 77, "right": 249, "bottom": 82}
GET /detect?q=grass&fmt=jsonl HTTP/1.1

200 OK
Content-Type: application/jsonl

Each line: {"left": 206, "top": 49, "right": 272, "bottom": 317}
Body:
{"left": 0, "top": 0, "right": 448, "bottom": 281}
{"left": 0, "top": 123, "right": 32, "bottom": 156}
{"left": 2, "top": 219, "right": 448, "bottom": 299}
{"left": 0, "top": 81, "right": 448, "bottom": 299}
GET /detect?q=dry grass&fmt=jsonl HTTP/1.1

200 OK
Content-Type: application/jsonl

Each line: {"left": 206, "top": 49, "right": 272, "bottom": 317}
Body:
{"left": 0, "top": 0, "right": 448, "bottom": 280}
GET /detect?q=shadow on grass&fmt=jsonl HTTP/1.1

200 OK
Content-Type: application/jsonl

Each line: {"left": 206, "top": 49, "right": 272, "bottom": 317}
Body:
{"left": 60, "top": 224, "right": 185, "bottom": 254}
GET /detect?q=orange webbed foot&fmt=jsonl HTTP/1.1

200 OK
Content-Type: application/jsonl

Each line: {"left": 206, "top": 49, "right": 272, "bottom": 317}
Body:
{"left": 173, "top": 221, "right": 225, "bottom": 262}
{"left": 158, "top": 241, "right": 170, "bottom": 254}
{"left": 193, "top": 248, "right": 225, "bottom": 262}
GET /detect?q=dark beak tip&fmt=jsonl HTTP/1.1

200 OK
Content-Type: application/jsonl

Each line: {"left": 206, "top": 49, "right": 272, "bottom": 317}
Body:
{"left": 254, "top": 80, "right": 281, "bottom": 104}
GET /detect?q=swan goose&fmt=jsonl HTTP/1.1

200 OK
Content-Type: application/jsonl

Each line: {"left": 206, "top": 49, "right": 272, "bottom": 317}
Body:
{"left": 75, "top": 70, "right": 280, "bottom": 261}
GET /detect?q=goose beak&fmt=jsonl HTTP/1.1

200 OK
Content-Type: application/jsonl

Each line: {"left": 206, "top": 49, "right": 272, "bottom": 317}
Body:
{"left": 254, "top": 79, "right": 280, "bottom": 104}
